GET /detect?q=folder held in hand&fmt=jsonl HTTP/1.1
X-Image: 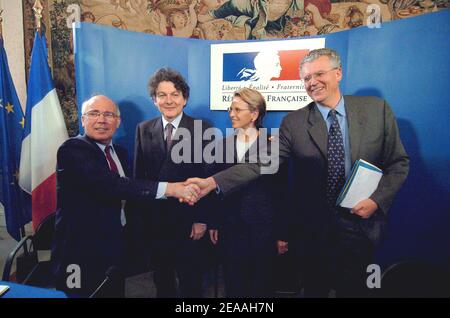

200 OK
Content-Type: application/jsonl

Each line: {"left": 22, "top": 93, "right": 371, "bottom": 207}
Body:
{"left": 337, "top": 159, "right": 383, "bottom": 209}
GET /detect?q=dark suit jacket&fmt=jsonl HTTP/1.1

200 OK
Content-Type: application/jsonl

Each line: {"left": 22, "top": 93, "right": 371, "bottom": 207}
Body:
{"left": 133, "top": 113, "right": 212, "bottom": 244}
{"left": 52, "top": 135, "right": 158, "bottom": 295}
{"left": 214, "top": 96, "right": 410, "bottom": 245}
{"left": 208, "top": 134, "right": 285, "bottom": 230}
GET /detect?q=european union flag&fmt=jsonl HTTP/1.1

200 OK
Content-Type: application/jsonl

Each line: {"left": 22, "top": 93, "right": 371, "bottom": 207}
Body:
{"left": 0, "top": 37, "right": 31, "bottom": 241}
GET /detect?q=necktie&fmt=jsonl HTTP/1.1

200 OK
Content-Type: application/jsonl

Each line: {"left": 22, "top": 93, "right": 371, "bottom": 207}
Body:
{"left": 105, "top": 145, "right": 119, "bottom": 173}
{"left": 165, "top": 123, "right": 173, "bottom": 152}
{"left": 105, "top": 145, "right": 126, "bottom": 226}
{"left": 326, "top": 109, "right": 346, "bottom": 210}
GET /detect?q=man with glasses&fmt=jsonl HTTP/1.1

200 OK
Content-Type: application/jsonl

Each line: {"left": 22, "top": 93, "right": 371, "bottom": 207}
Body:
{"left": 52, "top": 95, "right": 199, "bottom": 297}
{"left": 186, "top": 48, "right": 409, "bottom": 297}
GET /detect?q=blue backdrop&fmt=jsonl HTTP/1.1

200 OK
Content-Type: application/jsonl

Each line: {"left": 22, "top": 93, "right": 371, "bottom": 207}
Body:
{"left": 74, "top": 10, "right": 450, "bottom": 270}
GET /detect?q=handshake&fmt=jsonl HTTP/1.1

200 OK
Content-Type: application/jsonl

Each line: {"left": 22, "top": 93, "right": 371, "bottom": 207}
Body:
{"left": 165, "top": 177, "right": 217, "bottom": 205}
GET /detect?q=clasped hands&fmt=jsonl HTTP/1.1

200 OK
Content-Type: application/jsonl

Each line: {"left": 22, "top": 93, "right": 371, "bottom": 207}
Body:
{"left": 166, "top": 177, "right": 217, "bottom": 205}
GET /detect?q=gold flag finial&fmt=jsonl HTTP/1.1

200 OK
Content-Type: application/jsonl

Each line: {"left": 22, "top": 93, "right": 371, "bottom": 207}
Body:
{"left": 33, "top": 0, "right": 44, "bottom": 32}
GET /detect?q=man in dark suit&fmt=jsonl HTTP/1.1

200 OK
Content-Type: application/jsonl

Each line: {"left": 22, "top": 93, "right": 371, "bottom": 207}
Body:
{"left": 52, "top": 95, "right": 199, "bottom": 297}
{"left": 134, "top": 68, "right": 212, "bottom": 298}
{"left": 186, "top": 48, "right": 410, "bottom": 297}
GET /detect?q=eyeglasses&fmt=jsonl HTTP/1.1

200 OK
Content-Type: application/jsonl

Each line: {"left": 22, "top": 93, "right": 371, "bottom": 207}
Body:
{"left": 227, "top": 107, "right": 251, "bottom": 114}
{"left": 83, "top": 110, "right": 118, "bottom": 120}
{"left": 302, "top": 68, "right": 338, "bottom": 84}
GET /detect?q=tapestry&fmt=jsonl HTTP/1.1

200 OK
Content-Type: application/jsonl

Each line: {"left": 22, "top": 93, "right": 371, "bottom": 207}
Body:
{"left": 22, "top": 0, "right": 449, "bottom": 136}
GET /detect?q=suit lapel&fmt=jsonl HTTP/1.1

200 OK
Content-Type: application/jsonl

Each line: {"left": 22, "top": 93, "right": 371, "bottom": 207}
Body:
{"left": 345, "top": 96, "right": 366, "bottom": 163}
{"left": 144, "top": 118, "right": 167, "bottom": 176}
{"left": 242, "top": 134, "right": 261, "bottom": 163}
{"left": 81, "top": 135, "right": 110, "bottom": 170}
{"left": 115, "top": 145, "right": 130, "bottom": 177}
{"left": 306, "top": 103, "right": 328, "bottom": 159}
{"left": 231, "top": 135, "right": 239, "bottom": 163}
{"left": 228, "top": 133, "right": 257, "bottom": 164}
{"left": 173, "top": 113, "right": 192, "bottom": 146}
{"left": 154, "top": 117, "right": 167, "bottom": 156}
{"left": 221, "top": 134, "right": 237, "bottom": 164}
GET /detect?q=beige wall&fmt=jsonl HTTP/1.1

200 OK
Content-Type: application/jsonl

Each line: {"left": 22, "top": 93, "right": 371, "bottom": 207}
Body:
{"left": 1, "top": 0, "right": 26, "bottom": 111}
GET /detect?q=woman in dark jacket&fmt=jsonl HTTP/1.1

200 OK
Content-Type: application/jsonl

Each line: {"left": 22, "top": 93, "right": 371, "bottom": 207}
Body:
{"left": 208, "top": 88, "right": 283, "bottom": 298}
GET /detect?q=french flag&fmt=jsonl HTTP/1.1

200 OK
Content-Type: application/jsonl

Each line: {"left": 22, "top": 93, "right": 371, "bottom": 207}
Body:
{"left": 19, "top": 32, "right": 68, "bottom": 229}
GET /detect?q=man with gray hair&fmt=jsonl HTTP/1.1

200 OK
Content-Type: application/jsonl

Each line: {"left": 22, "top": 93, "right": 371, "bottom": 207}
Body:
{"left": 186, "top": 48, "right": 409, "bottom": 297}
{"left": 52, "top": 95, "right": 199, "bottom": 297}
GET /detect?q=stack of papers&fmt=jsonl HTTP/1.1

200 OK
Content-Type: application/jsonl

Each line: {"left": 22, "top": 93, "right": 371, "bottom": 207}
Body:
{"left": 337, "top": 159, "right": 383, "bottom": 209}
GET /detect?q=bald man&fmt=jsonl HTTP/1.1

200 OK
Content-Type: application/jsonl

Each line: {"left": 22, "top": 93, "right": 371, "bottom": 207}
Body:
{"left": 52, "top": 95, "right": 198, "bottom": 297}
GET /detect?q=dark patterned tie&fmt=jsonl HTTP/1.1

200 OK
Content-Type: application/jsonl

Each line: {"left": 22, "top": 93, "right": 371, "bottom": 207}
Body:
{"left": 165, "top": 123, "right": 173, "bottom": 152}
{"left": 105, "top": 145, "right": 119, "bottom": 174}
{"left": 326, "top": 109, "right": 346, "bottom": 210}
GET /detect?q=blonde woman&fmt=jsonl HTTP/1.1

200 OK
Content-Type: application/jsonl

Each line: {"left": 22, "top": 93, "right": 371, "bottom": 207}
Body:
{"left": 207, "top": 88, "right": 283, "bottom": 298}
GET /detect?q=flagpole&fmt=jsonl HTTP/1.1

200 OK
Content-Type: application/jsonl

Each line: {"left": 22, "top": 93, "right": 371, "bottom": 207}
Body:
{"left": 33, "top": 0, "right": 43, "bottom": 34}
{"left": 24, "top": 3, "right": 46, "bottom": 239}
{"left": 29, "top": 2, "right": 43, "bottom": 237}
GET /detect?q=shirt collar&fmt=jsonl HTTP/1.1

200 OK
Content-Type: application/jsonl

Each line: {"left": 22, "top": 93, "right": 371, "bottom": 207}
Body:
{"left": 316, "top": 96, "right": 346, "bottom": 121}
{"left": 162, "top": 112, "right": 183, "bottom": 130}
{"left": 95, "top": 142, "right": 115, "bottom": 153}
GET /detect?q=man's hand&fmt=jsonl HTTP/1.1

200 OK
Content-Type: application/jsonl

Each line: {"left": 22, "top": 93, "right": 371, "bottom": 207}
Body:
{"left": 209, "top": 229, "right": 218, "bottom": 245}
{"left": 183, "top": 177, "right": 217, "bottom": 201}
{"left": 190, "top": 223, "right": 207, "bottom": 240}
{"left": 166, "top": 182, "right": 200, "bottom": 205}
{"left": 277, "top": 240, "right": 288, "bottom": 255}
{"left": 351, "top": 198, "right": 378, "bottom": 219}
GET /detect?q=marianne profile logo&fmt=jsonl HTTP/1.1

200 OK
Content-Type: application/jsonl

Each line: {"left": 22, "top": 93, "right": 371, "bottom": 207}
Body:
{"left": 223, "top": 49, "right": 309, "bottom": 83}
{"left": 210, "top": 38, "right": 325, "bottom": 110}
